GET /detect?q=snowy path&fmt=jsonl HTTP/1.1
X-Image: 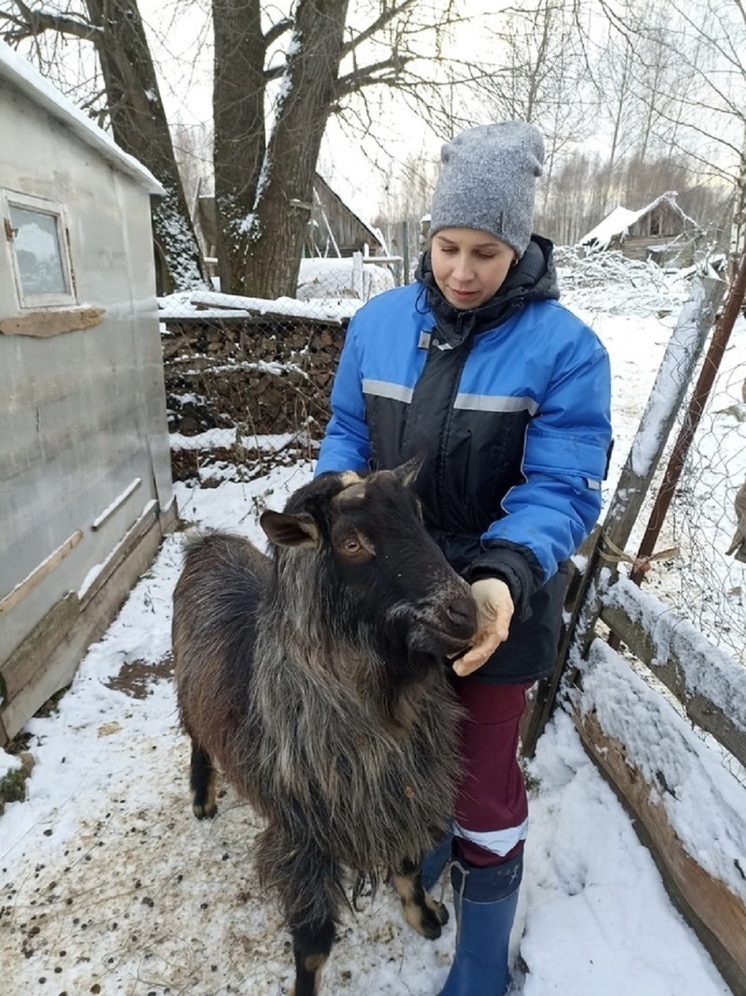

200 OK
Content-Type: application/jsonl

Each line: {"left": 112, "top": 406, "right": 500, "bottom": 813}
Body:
{"left": 0, "top": 483, "right": 731, "bottom": 996}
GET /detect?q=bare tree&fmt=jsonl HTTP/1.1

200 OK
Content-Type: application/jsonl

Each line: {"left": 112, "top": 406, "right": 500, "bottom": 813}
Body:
{"left": 373, "top": 149, "right": 440, "bottom": 273}
{"left": 479, "top": 0, "right": 598, "bottom": 214}
{"left": 2, "top": 0, "right": 480, "bottom": 298}
{"left": 596, "top": 0, "right": 746, "bottom": 262}
{"left": 1, "top": 0, "right": 208, "bottom": 292}
{"left": 172, "top": 120, "right": 213, "bottom": 220}
{"left": 212, "top": 0, "right": 471, "bottom": 298}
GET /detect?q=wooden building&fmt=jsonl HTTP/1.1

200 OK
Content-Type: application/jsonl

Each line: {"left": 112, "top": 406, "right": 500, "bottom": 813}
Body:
{"left": 579, "top": 192, "right": 705, "bottom": 267}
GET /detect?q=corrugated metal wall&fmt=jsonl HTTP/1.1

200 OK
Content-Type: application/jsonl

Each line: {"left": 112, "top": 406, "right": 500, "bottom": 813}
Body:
{"left": 0, "top": 83, "right": 173, "bottom": 673}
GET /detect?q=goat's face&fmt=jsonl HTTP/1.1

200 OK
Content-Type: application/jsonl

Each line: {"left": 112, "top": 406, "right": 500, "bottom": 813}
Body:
{"left": 260, "top": 458, "right": 477, "bottom": 675}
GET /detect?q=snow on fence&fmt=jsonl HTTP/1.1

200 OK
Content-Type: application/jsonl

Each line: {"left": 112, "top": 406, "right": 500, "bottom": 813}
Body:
{"left": 523, "top": 266, "right": 746, "bottom": 994}
{"left": 562, "top": 577, "right": 746, "bottom": 995}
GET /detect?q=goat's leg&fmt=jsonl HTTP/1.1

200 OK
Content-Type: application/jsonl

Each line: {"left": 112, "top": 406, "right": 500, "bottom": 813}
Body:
{"left": 289, "top": 916, "right": 336, "bottom": 996}
{"left": 392, "top": 858, "right": 449, "bottom": 939}
{"left": 259, "top": 824, "right": 339, "bottom": 996}
{"left": 286, "top": 847, "right": 337, "bottom": 996}
{"left": 189, "top": 741, "right": 217, "bottom": 818}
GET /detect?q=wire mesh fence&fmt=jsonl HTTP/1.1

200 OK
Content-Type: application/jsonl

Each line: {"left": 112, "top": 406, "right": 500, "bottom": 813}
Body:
{"left": 558, "top": 248, "right": 746, "bottom": 666}
{"left": 669, "top": 360, "right": 746, "bottom": 665}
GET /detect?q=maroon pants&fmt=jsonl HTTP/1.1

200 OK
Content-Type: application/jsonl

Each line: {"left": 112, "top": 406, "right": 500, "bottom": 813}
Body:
{"left": 452, "top": 681, "right": 532, "bottom": 868}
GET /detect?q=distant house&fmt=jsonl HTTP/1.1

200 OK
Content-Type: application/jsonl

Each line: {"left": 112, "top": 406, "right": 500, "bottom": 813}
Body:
{"left": 0, "top": 42, "right": 176, "bottom": 743}
{"left": 193, "top": 174, "right": 386, "bottom": 265}
{"left": 578, "top": 192, "right": 705, "bottom": 267}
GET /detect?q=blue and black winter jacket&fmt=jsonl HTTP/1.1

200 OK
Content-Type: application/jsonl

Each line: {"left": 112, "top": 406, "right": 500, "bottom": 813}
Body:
{"left": 316, "top": 237, "right": 612, "bottom": 683}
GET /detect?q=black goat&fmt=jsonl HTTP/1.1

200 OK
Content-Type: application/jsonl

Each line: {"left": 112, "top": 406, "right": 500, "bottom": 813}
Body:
{"left": 172, "top": 458, "right": 477, "bottom": 995}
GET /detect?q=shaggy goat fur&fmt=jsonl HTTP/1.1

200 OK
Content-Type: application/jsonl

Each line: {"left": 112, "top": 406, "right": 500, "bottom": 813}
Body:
{"left": 172, "top": 462, "right": 477, "bottom": 994}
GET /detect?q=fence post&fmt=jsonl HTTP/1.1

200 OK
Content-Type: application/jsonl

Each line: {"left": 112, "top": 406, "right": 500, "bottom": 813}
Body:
{"left": 627, "top": 248, "right": 746, "bottom": 586}
{"left": 351, "top": 251, "right": 364, "bottom": 300}
{"left": 402, "top": 222, "right": 410, "bottom": 285}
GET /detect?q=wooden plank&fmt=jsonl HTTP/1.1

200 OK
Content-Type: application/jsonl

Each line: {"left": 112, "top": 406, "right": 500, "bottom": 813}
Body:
{"left": 574, "top": 707, "right": 746, "bottom": 994}
{"left": 600, "top": 601, "right": 746, "bottom": 768}
{"left": 0, "top": 510, "right": 166, "bottom": 745}
{"left": 0, "top": 530, "right": 84, "bottom": 615}
{"left": 0, "top": 592, "right": 80, "bottom": 701}
{"left": 91, "top": 477, "right": 143, "bottom": 531}
{"left": 79, "top": 501, "right": 158, "bottom": 610}
{"left": 158, "top": 499, "right": 179, "bottom": 535}
{"left": 0, "top": 306, "right": 105, "bottom": 337}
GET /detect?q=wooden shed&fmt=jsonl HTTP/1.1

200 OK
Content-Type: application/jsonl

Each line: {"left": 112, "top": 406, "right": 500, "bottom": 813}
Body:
{"left": 579, "top": 192, "right": 705, "bottom": 266}
{"left": 307, "top": 175, "right": 386, "bottom": 257}
{"left": 0, "top": 42, "right": 177, "bottom": 744}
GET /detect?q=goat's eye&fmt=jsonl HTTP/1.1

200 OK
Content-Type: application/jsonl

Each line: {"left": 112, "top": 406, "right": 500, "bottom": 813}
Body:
{"left": 334, "top": 531, "right": 374, "bottom": 562}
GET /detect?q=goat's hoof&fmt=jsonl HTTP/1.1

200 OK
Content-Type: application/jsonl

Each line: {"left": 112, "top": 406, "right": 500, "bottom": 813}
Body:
{"left": 415, "top": 896, "right": 448, "bottom": 939}
{"left": 192, "top": 802, "right": 218, "bottom": 819}
{"left": 426, "top": 893, "right": 449, "bottom": 927}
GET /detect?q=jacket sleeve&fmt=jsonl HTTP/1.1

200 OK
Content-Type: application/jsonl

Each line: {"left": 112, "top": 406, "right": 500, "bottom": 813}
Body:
{"left": 463, "top": 336, "right": 612, "bottom": 618}
{"left": 315, "top": 317, "right": 372, "bottom": 476}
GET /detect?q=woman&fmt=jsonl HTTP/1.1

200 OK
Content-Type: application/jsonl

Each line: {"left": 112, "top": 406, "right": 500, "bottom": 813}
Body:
{"left": 315, "top": 121, "right": 613, "bottom": 995}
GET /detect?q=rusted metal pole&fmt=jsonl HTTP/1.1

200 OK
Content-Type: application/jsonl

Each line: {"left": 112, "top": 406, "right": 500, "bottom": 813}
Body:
{"left": 628, "top": 250, "right": 746, "bottom": 588}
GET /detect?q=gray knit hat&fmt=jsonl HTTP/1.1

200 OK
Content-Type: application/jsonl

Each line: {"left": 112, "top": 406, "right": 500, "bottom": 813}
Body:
{"left": 429, "top": 121, "right": 544, "bottom": 257}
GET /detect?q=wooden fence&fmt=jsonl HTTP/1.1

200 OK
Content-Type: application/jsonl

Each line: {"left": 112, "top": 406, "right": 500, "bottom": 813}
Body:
{"left": 522, "top": 272, "right": 746, "bottom": 994}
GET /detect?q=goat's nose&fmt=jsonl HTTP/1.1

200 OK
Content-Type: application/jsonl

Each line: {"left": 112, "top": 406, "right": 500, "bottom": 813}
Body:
{"left": 445, "top": 595, "right": 478, "bottom": 634}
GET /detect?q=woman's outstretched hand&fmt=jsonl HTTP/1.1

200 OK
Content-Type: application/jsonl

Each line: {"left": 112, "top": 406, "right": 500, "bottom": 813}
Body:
{"left": 452, "top": 578, "right": 514, "bottom": 677}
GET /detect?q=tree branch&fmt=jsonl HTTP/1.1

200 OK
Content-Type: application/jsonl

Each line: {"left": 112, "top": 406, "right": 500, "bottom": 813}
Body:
{"left": 264, "top": 15, "right": 293, "bottom": 48}
{"left": 340, "top": 0, "right": 418, "bottom": 60}
{"left": 336, "top": 55, "right": 413, "bottom": 98}
{"left": 1, "top": 0, "right": 100, "bottom": 44}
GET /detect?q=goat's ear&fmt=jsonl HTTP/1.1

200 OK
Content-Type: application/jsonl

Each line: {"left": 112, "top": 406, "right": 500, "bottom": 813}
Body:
{"left": 393, "top": 452, "right": 427, "bottom": 488}
{"left": 260, "top": 510, "right": 319, "bottom": 548}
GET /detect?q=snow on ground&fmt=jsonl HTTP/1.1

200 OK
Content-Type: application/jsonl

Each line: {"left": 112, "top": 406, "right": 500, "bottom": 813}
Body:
{"left": 1, "top": 259, "right": 743, "bottom": 995}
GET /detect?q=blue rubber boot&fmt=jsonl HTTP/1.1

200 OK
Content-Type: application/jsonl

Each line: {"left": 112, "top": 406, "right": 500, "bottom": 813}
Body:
{"left": 420, "top": 833, "right": 453, "bottom": 893}
{"left": 439, "top": 852, "right": 523, "bottom": 996}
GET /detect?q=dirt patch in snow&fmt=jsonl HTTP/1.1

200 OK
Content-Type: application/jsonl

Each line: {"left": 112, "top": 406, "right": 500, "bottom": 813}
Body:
{"left": 105, "top": 657, "right": 175, "bottom": 701}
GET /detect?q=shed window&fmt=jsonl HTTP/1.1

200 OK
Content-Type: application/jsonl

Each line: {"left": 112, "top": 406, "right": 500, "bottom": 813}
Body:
{"left": 3, "top": 191, "right": 76, "bottom": 308}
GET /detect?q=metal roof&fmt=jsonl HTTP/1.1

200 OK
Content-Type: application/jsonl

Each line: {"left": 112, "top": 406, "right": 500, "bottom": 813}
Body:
{"left": 0, "top": 40, "right": 165, "bottom": 196}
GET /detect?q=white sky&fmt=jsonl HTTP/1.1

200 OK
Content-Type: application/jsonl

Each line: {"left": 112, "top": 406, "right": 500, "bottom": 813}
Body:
{"left": 1, "top": 259, "right": 744, "bottom": 995}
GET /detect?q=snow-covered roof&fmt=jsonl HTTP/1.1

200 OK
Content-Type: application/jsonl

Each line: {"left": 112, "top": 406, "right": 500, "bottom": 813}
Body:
{"left": 0, "top": 40, "right": 165, "bottom": 196}
{"left": 578, "top": 193, "right": 698, "bottom": 249}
